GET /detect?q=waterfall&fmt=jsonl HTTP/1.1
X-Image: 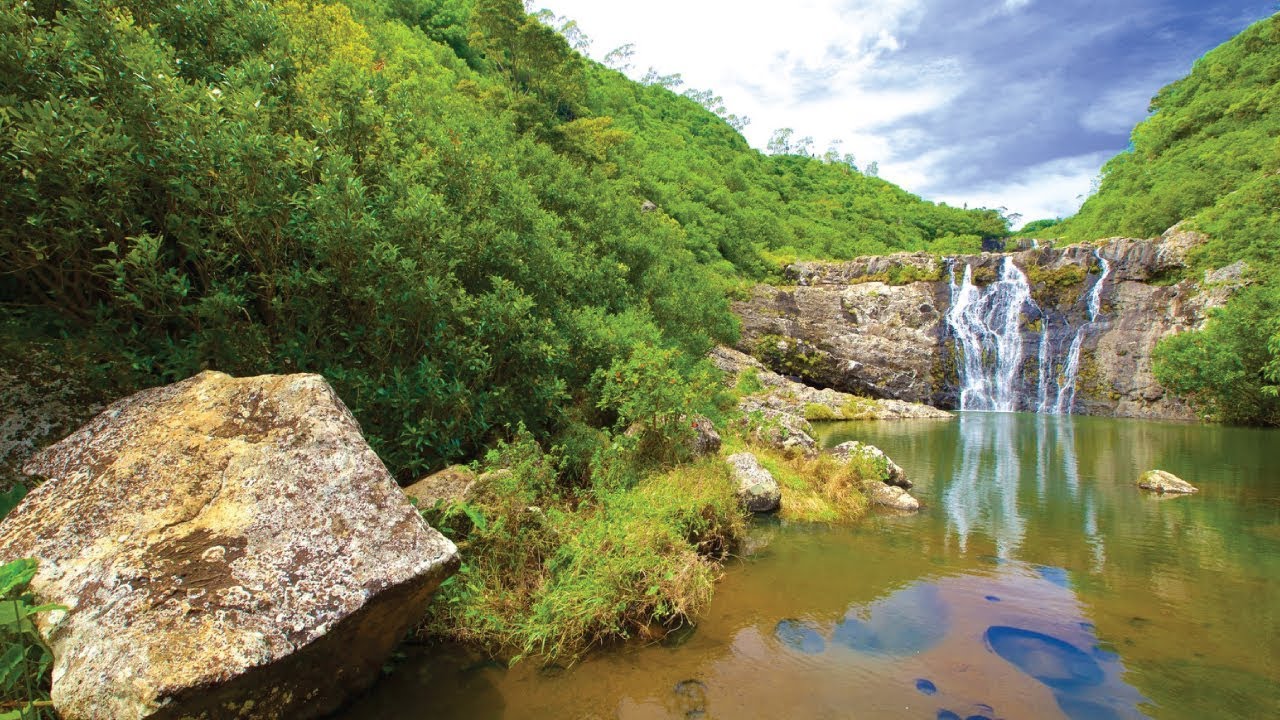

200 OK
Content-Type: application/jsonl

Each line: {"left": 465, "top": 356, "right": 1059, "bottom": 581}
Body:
{"left": 945, "top": 248, "right": 1112, "bottom": 415}
{"left": 946, "top": 257, "right": 1037, "bottom": 411}
{"left": 1050, "top": 249, "right": 1111, "bottom": 414}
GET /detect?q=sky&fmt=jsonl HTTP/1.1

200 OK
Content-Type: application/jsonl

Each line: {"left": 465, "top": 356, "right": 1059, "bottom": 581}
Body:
{"left": 540, "top": 0, "right": 1276, "bottom": 227}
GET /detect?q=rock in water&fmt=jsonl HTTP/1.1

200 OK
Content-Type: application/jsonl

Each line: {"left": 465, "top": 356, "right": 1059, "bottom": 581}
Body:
{"left": 726, "top": 452, "right": 781, "bottom": 513}
{"left": 830, "top": 441, "right": 911, "bottom": 488}
{"left": 0, "top": 371, "right": 460, "bottom": 720}
{"left": 865, "top": 484, "right": 921, "bottom": 512}
{"left": 1137, "top": 469, "right": 1198, "bottom": 494}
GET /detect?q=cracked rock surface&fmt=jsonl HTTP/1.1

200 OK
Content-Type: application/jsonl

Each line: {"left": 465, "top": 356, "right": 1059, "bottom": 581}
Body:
{"left": 0, "top": 370, "right": 459, "bottom": 720}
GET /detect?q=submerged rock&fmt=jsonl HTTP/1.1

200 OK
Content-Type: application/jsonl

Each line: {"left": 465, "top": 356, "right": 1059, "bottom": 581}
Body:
{"left": 0, "top": 371, "right": 459, "bottom": 720}
{"left": 726, "top": 452, "right": 781, "bottom": 513}
{"left": 984, "top": 625, "right": 1104, "bottom": 691}
{"left": 404, "top": 464, "right": 477, "bottom": 508}
{"left": 1137, "top": 469, "right": 1198, "bottom": 494}
{"left": 774, "top": 619, "right": 826, "bottom": 654}
{"left": 829, "top": 441, "right": 911, "bottom": 488}
{"left": 865, "top": 483, "right": 921, "bottom": 512}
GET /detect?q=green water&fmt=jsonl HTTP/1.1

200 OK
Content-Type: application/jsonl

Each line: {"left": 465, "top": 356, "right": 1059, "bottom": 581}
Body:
{"left": 340, "top": 413, "right": 1280, "bottom": 719}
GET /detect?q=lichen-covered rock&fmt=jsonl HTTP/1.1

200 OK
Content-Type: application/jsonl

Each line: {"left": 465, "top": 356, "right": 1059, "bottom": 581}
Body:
{"left": 1137, "top": 469, "right": 1199, "bottom": 494}
{"left": 733, "top": 281, "right": 948, "bottom": 404}
{"left": 710, "top": 346, "right": 951, "bottom": 421}
{"left": 865, "top": 483, "right": 921, "bottom": 512}
{"left": 830, "top": 441, "right": 911, "bottom": 488}
{"left": 726, "top": 452, "right": 781, "bottom": 513}
{"left": 736, "top": 402, "right": 818, "bottom": 456}
{"left": 686, "top": 415, "right": 722, "bottom": 458}
{"left": 0, "top": 371, "right": 459, "bottom": 720}
{"left": 404, "top": 465, "right": 477, "bottom": 508}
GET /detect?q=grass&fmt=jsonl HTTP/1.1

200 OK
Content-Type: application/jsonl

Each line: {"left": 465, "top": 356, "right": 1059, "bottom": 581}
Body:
{"left": 742, "top": 443, "right": 870, "bottom": 524}
{"left": 418, "top": 455, "right": 746, "bottom": 662}
{"left": 802, "top": 402, "right": 837, "bottom": 420}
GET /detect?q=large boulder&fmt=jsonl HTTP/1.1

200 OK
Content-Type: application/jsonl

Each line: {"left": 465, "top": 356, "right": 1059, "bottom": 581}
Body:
{"left": 1137, "top": 469, "right": 1199, "bottom": 494}
{"left": 0, "top": 371, "right": 459, "bottom": 720}
{"left": 830, "top": 441, "right": 911, "bottom": 489}
{"left": 726, "top": 452, "right": 781, "bottom": 513}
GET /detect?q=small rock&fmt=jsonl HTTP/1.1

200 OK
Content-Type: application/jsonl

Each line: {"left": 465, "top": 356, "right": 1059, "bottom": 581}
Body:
{"left": 865, "top": 483, "right": 920, "bottom": 512}
{"left": 686, "top": 415, "right": 722, "bottom": 458}
{"left": 830, "top": 441, "right": 911, "bottom": 488}
{"left": 1137, "top": 469, "right": 1198, "bottom": 494}
{"left": 404, "top": 465, "right": 477, "bottom": 508}
{"left": 726, "top": 452, "right": 781, "bottom": 513}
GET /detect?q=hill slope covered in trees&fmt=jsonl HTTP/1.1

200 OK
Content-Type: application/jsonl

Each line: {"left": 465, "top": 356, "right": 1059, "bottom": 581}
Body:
{"left": 0, "top": 0, "right": 1008, "bottom": 476}
{"left": 1054, "top": 13, "right": 1280, "bottom": 424}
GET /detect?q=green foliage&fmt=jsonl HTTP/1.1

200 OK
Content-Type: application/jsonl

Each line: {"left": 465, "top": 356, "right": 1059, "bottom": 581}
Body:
{"left": 1016, "top": 218, "right": 1064, "bottom": 236}
{"left": 0, "top": 559, "right": 60, "bottom": 719}
{"left": 802, "top": 403, "right": 836, "bottom": 421}
{"left": 1152, "top": 285, "right": 1280, "bottom": 425}
{"left": 420, "top": 454, "right": 745, "bottom": 660}
{"left": 594, "top": 344, "right": 723, "bottom": 464}
{"left": 1059, "top": 15, "right": 1280, "bottom": 243}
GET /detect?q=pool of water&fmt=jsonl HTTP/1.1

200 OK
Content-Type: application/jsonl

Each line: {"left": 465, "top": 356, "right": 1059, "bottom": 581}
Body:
{"left": 339, "top": 413, "right": 1280, "bottom": 719}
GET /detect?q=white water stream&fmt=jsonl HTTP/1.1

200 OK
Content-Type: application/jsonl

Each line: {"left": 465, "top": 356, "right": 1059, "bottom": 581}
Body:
{"left": 946, "top": 250, "right": 1111, "bottom": 415}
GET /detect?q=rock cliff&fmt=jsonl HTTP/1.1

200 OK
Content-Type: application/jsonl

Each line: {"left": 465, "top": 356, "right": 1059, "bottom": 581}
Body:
{"left": 734, "top": 228, "right": 1234, "bottom": 420}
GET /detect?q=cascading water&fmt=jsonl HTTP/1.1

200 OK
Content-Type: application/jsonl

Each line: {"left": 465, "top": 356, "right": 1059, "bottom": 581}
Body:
{"left": 1051, "top": 249, "right": 1111, "bottom": 414}
{"left": 946, "top": 257, "right": 1038, "bottom": 411}
{"left": 946, "top": 249, "right": 1112, "bottom": 415}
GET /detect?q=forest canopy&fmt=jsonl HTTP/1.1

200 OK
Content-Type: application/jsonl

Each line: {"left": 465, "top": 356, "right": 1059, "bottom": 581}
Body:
{"left": 0, "top": 0, "right": 1010, "bottom": 474}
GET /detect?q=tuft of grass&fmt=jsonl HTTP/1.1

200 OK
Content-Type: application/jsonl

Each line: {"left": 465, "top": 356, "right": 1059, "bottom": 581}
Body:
{"left": 839, "top": 396, "right": 882, "bottom": 419}
{"left": 751, "top": 446, "right": 870, "bottom": 524}
{"left": 419, "top": 455, "right": 745, "bottom": 662}
{"left": 802, "top": 402, "right": 836, "bottom": 420}
{"left": 734, "top": 367, "right": 765, "bottom": 397}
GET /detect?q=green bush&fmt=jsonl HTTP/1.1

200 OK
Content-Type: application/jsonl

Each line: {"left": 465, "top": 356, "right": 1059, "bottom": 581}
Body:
{"left": 0, "top": 559, "right": 61, "bottom": 720}
{"left": 1152, "top": 285, "right": 1280, "bottom": 424}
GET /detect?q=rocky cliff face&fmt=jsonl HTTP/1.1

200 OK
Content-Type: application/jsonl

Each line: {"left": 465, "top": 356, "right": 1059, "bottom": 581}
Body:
{"left": 734, "top": 228, "right": 1235, "bottom": 421}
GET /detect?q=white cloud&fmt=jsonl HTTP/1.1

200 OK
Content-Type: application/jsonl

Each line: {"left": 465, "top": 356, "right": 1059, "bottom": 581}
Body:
{"left": 932, "top": 151, "right": 1113, "bottom": 227}
{"left": 541, "top": 0, "right": 947, "bottom": 158}
{"left": 1080, "top": 82, "right": 1156, "bottom": 134}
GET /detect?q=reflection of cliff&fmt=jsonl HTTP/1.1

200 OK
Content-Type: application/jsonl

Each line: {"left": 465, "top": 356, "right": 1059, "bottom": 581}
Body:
{"left": 733, "top": 228, "right": 1237, "bottom": 420}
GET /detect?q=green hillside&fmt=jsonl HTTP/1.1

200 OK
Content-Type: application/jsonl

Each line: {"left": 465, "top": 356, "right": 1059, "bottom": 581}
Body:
{"left": 0, "top": 0, "right": 1005, "bottom": 476}
{"left": 1055, "top": 13, "right": 1280, "bottom": 424}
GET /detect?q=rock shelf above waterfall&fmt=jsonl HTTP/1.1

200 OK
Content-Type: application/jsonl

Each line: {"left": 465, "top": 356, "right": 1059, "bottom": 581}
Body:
{"left": 732, "top": 227, "right": 1234, "bottom": 421}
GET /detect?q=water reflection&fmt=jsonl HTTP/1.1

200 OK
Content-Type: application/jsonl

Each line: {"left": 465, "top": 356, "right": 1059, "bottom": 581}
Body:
{"left": 942, "top": 413, "right": 1107, "bottom": 570}
{"left": 340, "top": 416, "right": 1280, "bottom": 720}
{"left": 831, "top": 582, "right": 949, "bottom": 656}
{"left": 944, "top": 412, "right": 1026, "bottom": 558}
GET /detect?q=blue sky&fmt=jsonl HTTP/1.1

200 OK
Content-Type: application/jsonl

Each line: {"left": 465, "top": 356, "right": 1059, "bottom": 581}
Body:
{"left": 542, "top": 0, "right": 1276, "bottom": 226}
